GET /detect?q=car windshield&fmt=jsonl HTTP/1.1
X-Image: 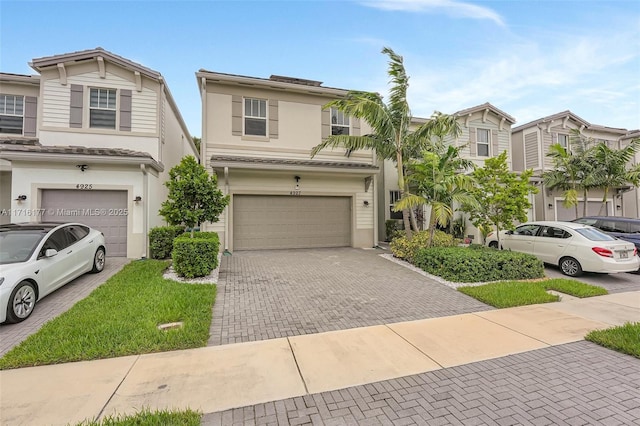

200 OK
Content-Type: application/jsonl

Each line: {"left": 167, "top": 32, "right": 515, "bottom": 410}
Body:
{"left": 575, "top": 228, "right": 617, "bottom": 242}
{"left": 0, "top": 231, "right": 46, "bottom": 264}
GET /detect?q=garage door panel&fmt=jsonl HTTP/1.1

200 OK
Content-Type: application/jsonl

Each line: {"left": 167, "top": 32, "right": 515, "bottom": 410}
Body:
{"left": 234, "top": 195, "right": 351, "bottom": 250}
{"left": 42, "top": 190, "right": 127, "bottom": 257}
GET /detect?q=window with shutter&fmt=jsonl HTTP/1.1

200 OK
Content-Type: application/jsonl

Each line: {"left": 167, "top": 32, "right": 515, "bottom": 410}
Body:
{"left": 477, "top": 129, "right": 490, "bottom": 157}
{"left": 244, "top": 98, "right": 267, "bottom": 136}
{"left": 0, "top": 94, "right": 25, "bottom": 134}
{"left": 331, "top": 108, "right": 350, "bottom": 135}
{"left": 89, "top": 88, "right": 117, "bottom": 129}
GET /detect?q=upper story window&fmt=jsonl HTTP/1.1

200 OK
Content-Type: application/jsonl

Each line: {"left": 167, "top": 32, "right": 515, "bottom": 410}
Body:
{"left": 477, "top": 129, "right": 490, "bottom": 157}
{"left": 331, "top": 108, "right": 350, "bottom": 135}
{"left": 0, "top": 94, "right": 24, "bottom": 134}
{"left": 244, "top": 98, "right": 267, "bottom": 136}
{"left": 89, "top": 88, "right": 116, "bottom": 129}
{"left": 558, "top": 133, "right": 569, "bottom": 151}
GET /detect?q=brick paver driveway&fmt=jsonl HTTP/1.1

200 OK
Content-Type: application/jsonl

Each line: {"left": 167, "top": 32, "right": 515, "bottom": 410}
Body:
{"left": 0, "top": 257, "right": 128, "bottom": 356}
{"left": 208, "top": 248, "right": 491, "bottom": 346}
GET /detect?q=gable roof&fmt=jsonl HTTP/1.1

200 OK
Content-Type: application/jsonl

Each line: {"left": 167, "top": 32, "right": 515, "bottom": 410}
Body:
{"left": 0, "top": 72, "right": 40, "bottom": 85}
{"left": 453, "top": 102, "right": 516, "bottom": 124}
{"left": 512, "top": 110, "right": 590, "bottom": 132}
{"left": 29, "top": 47, "right": 160, "bottom": 80}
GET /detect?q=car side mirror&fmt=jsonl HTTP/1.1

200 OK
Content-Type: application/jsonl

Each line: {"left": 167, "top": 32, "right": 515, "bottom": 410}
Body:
{"left": 45, "top": 249, "right": 58, "bottom": 258}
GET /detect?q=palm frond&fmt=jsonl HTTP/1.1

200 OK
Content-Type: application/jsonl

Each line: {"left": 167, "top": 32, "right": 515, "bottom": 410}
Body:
{"left": 393, "top": 193, "right": 426, "bottom": 211}
{"left": 311, "top": 135, "right": 384, "bottom": 158}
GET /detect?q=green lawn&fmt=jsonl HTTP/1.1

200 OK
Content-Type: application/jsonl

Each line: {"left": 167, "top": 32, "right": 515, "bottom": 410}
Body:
{"left": 458, "top": 278, "right": 607, "bottom": 308}
{"left": 0, "top": 260, "right": 216, "bottom": 370}
{"left": 76, "top": 408, "right": 201, "bottom": 426}
{"left": 586, "top": 322, "right": 640, "bottom": 359}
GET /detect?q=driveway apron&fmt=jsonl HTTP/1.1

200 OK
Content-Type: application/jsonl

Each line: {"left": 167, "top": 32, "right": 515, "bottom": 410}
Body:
{"left": 208, "top": 248, "right": 492, "bottom": 346}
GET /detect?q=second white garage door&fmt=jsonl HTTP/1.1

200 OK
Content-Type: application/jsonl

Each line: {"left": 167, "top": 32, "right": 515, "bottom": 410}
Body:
{"left": 233, "top": 195, "right": 351, "bottom": 250}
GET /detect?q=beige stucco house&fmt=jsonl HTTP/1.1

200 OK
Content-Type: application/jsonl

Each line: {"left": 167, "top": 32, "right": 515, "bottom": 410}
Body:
{"left": 0, "top": 48, "right": 197, "bottom": 258}
{"left": 378, "top": 102, "right": 516, "bottom": 241}
{"left": 511, "top": 111, "right": 639, "bottom": 221}
{"left": 196, "top": 71, "right": 379, "bottom": 251}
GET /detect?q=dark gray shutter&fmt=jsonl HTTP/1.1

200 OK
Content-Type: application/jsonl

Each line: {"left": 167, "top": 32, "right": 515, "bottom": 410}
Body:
{"left": 352, "top": 117, "right": 360, "bottom": 136}
{"left": 552, "top": 133, "right": 558, "bottom": 144}
{"left": 491, "top": 129, "right": 499, "bottom": 155}
{"left": 232, "top": 95, "right": 242, "bottom": 136}
{"left": 24, "top": 96, "right": 37, "bottom": 136}
{"left": 321, "top": 109, "right": 330, "bottom": 139}
{"left": 119, "top": 89, "right": 132, "bottom": 131}
{"left": 268, "top": 99, "right": 278, "bottom": 138}
{"left": 469, "top": 127, "right": 477, "bottom": 156}
{"left": 69, "top": 84, "right": 83, "bottom": 128}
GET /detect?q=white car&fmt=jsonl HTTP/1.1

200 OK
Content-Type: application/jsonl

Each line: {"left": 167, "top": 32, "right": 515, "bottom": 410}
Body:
{"left": 0, "top": 222, "right": 106, "bottom": 323}
{"left": 485, "top": 221, "right": 639, "bottom": 277}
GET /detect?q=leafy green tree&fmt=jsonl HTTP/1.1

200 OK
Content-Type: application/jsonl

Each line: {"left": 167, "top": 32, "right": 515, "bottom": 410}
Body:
{"left": 395, "top": 144, "right": 476, "bottom": 247}
{"left": 192, "top": 136, "right": 202, "bottom": 153}
{"left": 159, "top": 156, "right": 229, "bottom": 237}
{"left": 462, "top": 151, "right": 537, "bottom": 245}
{"left": 311, "top": 47, "right": 460, "bottom": 238}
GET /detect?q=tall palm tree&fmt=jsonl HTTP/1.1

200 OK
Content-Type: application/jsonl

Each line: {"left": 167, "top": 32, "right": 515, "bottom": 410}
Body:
{"left": 395, "top": 145, "right": 476, "bottom": 246}
{"left": 311, "top": 47, "right": 460, "bottom": 238}
{"left": 543, "top": 143, "right": 581, "bottom": 218}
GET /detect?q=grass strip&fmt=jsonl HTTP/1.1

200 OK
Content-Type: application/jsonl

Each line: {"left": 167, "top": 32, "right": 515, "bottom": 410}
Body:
{"left": 586, "top": 322, "right": 640, "bottom": 359}
{"left": 75, "top": 407, "right": 201, "bottom": 425}
{"left": 0, "top": 260, "right": 215, "bottom": 370}
{"left": 458, "top": 279, "right": 607, "bottom": 308}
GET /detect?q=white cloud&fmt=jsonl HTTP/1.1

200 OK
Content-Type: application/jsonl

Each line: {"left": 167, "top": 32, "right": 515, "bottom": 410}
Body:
{"left": 361, "top": 0, "right": 505, "bottom": 26}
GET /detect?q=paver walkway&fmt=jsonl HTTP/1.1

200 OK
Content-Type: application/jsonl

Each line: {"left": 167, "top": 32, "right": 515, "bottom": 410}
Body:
{"left": 209, "top": 248, "right": 491, "bottom": 345}
{"left": 0, "top": 257, "right": 129, "bottom": 356}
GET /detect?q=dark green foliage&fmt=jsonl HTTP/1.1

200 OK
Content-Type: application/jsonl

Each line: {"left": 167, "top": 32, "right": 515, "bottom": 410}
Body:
{"left": 385, "top": 220, "right": 401, "bottom": 242}
{"left": 413, "top": 246, "right": 544, "bottom": 282}
{"left": 148, "top": 225, "right": 186, "bottom": 259}
{"left": 172, "top": 232, "right": 220, "bottom": 278}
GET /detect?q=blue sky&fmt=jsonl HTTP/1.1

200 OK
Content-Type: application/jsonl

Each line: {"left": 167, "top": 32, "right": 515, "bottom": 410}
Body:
{"left": 1, "top": 0, "right": 639, "bottom": 137}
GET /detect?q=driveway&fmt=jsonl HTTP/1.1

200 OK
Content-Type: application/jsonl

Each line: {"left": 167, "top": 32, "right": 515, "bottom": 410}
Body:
{"left": 544, "top": 264, "right": 640, "bottom": 294}
{"left": 208, "top": 248, "right": 491, "bottom": 346}
{"left": 0, "top": 257, "right": 128, "bottom": 356}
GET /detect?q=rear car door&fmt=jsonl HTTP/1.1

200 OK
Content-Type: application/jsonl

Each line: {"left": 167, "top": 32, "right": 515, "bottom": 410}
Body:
{"left": 533, "top": 226, "right": 571, "bottom": 263}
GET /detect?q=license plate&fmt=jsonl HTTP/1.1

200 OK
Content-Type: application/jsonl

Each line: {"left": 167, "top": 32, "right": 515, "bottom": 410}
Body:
{"left": 620, "top": 251, "right": 628, "bottom": 259}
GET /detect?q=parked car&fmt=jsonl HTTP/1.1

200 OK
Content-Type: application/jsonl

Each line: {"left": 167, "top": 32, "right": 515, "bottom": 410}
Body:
{"left": 571, "top": 216, "right": 640, "bottom": 250}
{"left": 0, "top": 223, "right": 106, "bottom": 323}
{"left": 485, "top": 221, "right": 639, "bottom": 277}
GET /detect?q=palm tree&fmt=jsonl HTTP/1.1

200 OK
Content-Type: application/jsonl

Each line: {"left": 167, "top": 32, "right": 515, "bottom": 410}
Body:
{"left": 395, "top": 144, "right": 476, "bottom": 246}
{"left": 543, "top": 143, "right": 581, "bottom": 218}
{"left": 591, "top": 138, "right": 640, "bottom": 215}
{"left": 311, "top": 47, "right": 460, "bottom": 238}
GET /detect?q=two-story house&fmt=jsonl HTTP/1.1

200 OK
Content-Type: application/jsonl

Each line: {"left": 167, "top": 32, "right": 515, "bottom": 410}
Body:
{"left": 196, "top": 71, "right": 379, "bottom": 251}
{"left": 378, "top": 102, "right": 516, "bottom": 241}
{"left": 511, "top": 111, "right": 638, "bottom": 221}
{"left": 0, "top": 48, "right": 197, "bottom": 258}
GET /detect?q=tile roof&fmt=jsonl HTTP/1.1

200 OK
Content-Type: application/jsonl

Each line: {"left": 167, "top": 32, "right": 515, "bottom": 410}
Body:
{"left": 454, "top": 102, "right": 516, "bottom": 123}
{"left": 211, "top": 155, "right": 379, "bottom": 170}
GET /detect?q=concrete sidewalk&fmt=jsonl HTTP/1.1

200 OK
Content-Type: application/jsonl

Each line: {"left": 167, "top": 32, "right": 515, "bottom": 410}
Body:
{"left": 1, "top": 291, "right": 638, "bottom": 426}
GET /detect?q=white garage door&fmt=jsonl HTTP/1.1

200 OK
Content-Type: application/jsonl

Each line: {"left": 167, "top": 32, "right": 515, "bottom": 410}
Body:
{"left": 556, "top": 200, "right": 611, "bottom": 221}
{"left": 233, "top": 195, "right": 351, "bottom": 250}
{"left": 42, "top": 189, "right": 128, "bottom": 256}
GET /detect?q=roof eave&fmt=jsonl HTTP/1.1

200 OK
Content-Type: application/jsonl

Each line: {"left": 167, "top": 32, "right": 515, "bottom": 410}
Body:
{"left": 0, "top": 151, "right": 164, "bottom": 172}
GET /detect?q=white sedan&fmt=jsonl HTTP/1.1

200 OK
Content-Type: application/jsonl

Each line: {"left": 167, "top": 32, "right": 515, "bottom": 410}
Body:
{"left": 0, "top": 222, "right": 106, "bottom": 323}
{"left": 485, "top": 221, "right": 639, "bottom": 277}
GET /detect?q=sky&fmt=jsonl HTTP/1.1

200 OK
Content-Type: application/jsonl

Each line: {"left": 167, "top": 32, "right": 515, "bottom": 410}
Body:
{"left": 1, "top": 0, "right": 639, "bottom": 137}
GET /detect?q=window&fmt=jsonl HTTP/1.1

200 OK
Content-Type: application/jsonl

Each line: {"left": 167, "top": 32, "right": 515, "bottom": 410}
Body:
{"left": 331, "top": 108, "right": 349, "bottom": 135}
{"left": 558, "top": 134, "right": 569, "bottom": 151}
{"left": 244, "top": 98, "right": 267, "bottom": 136}
{"left": 0, "top": 94, "right": 24, "bottom": 134}
{"left": 541, "top": 226, "right": 570, "bottom": 239}
{"left": 39, "top": 229, "right": 70, "bottom": 257}
{"left": 514, "top": 224, "right": 541, "bottom": 236}
{"left": 389, "top": 190, "right": 403, "bottom": 219}
{"left": 477, "top": 129, "right": 490, "bottom": 157}
{"left": 89, "top": 88, "right": 116, "bottom": 129}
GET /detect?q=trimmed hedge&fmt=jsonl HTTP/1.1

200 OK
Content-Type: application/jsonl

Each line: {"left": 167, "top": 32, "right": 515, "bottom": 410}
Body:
{"left": 390, "top": 230, "right": 460, "bottom": 263}
{"left": 149, "top": 225, "right": 186, "bottom": 259}
{"left": 413, "top": 246, "right": 544, "bottom": 282}
{"left": 172, "top": 232, "right": 220, "bottom": 278}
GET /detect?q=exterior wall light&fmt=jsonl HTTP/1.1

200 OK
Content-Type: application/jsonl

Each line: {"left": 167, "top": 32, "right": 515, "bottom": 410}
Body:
{"left": 76, "top": 164, "right": 89, "bottom": 172}
{"left": 15, "top": 194, "right": 27, "bottom": 202}
{"left": 133, "top": 196, "right": 142, "bottom": 203}
{"left": 294, "top": 175, "right": 300, "bottom": 190}
{"left": 363, "top": 200, "right": 370, "bottom": 207}
{"left": 548, "top": 203, "right": 553, "bottom": 209}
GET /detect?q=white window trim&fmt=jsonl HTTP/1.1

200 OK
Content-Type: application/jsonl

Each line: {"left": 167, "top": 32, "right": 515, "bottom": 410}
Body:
{"left": 477, "top": 128, "right": 490, "bottom": 157}
{"left": 558, "top": 133, "right": 570, "bottom": 151}
{"left": 330, "top": 107, "right": 350, "bottom": 136}
{"left": 243, "top": 97, "right": 268, "bottom": 137}
{"left": 88, "top": 87, "right": 117, "bottom": 130}
{"left": 0, "top": 94, "right": 25, "bottom": 134}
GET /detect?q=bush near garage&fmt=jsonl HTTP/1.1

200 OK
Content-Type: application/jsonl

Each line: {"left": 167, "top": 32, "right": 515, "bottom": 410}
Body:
{"left": 172, "top": 232, "right": 220, "bottom": 278}
{"left": 149, "top": 225, "right": 186, "bottom": 259}
{"left": 413, "top": 246, "right": 544, "bottom": 282}
{"left": 390, "top": 229, "right": 459, "bottom": 263}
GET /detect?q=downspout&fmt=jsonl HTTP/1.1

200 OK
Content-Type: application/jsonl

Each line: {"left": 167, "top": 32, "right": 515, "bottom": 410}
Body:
{"left": 223, "top": 166, "right": 231, "bottom": 255}
{"left": 372, "top": 174, "right": 379, "bottom": 247}
{"left": 140, "top": 164, "right": 149, "bottom": 259}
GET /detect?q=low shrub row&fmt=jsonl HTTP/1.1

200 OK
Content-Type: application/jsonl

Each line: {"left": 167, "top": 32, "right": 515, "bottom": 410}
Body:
{"left": 390, "top": 230, "right": 460, "bottom": 263}
{"left": 413, "top": 246, "right": 544, "bottom": 282}
{"left": 149, "top": 225, "right": 186, "bottom": 259}
{"left": 172, "top": 232, "right": 220, "bottom": 278}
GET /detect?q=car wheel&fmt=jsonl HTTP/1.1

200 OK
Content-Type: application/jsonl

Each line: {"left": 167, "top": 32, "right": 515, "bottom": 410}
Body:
{"left": 560, "top": 257, "right": 583, "bottom": 277}
{"left": 6, "top": 281, "right": 37, "bottom": 323}
{"left": 488, "top": 241, "right": 499, "bottom": 249}
{"left": 91, "top": 247, "right": 106, "bottom": 273}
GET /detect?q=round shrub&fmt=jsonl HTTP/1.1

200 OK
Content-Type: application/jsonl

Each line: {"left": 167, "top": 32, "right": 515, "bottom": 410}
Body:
{"left": 172, "top": 232, "right": 220, "bottom": 278}
{"left": 149, "top": 225, "right": 186, "bottom": 259}
{"left": 390, "top": 230, "right": 459, "bottom": 263}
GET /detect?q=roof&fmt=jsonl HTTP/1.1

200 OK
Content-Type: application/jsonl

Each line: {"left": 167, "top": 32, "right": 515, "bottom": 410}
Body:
{"left": 0, "top": 139, "right": 163, "bottom": 172}
{"left": 0, "top": 73, "right": 40, "bottom": 85}
{"left": 512, "top": 110, "right": 591, "bottom": 133}
{"left": 30, "top": 47, "right": 160, "bottom": 80}
{"left": 210, "top": 155, "right": 378, "bottom": 173}
{"left": 453, "top": 102, "right": 516, "bottom": 124}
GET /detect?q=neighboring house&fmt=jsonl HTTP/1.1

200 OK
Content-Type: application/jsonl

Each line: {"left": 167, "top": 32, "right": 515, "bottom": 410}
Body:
{"left": 195, "top": 71, "right": 378, "bottom": 251}
{"left": 511, "top": 111, "right": 638, "bottom": 221}
{"left": 377, "top": 103, "right": 516, "bottom": 242}
{"left": 0, "top": 48, "right": 197, "bottom": 258}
